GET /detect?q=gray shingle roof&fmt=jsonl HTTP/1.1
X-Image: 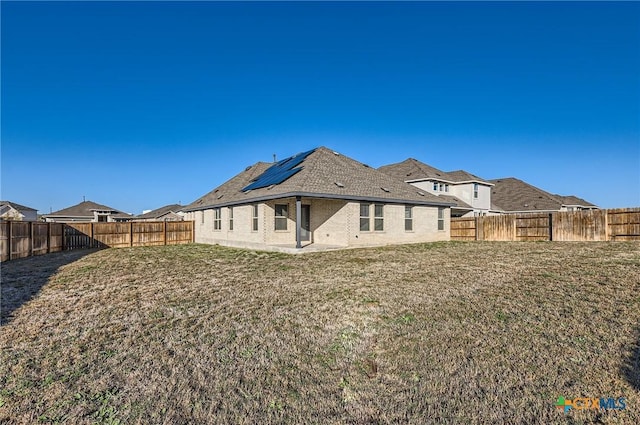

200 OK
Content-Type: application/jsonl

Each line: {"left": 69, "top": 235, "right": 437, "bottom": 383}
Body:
{"left": 0, "top": 201, "right": 37, "bottom": 211}
{"left": 555, "top": 195, "right": 597, "bottom": 207}
{"left": 44, "top": 200, "right": 130, "bottom": 218}
{"left": 136, "top": 204, "right": 184, "bottom": 219}
{"left": 438, "top": 194, "right": 473, "bottom": 210}
{"left": 185, "top": 147, "right": 453, "bottom": 211}
{"left": 489, "top": 178, "right": 597, "bottom": 212}
{"left": 378, "top": 159, "right": 490, "bottom": 184}
{"left": 445, "top": 170, "right": 490, "bottom": 184}
{"left": 378, "top": 158, "right": 453, "bottom": 182}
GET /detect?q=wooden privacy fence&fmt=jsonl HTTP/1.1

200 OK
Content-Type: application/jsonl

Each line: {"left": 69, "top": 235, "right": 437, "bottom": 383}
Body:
{"left": 0, "top": 221, "right": 194, "bottom": 261}
{"left": 451, "top": 208, "right": 640, "bottom": 242}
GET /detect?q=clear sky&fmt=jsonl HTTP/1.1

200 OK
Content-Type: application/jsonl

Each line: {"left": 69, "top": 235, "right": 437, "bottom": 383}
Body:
{"left": 2, "top": 1, "right": 639, "bottom": 215}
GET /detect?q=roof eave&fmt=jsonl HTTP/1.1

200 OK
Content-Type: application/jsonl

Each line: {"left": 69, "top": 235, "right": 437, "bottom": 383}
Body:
{"left": 451, "top": 180, "right": 494, "bottom": 186}
{"left": 405, "top": 177, "right": 455, "bottom": 184}
{"left": 42, "top": 214, "right": 94, "bottom": 218}
{"left": 184, "top": 191, "right": 455, "bottom": 211}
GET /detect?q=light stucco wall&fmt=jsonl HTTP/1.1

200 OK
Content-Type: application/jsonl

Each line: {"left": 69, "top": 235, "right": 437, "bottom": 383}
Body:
{"left": 410, "top": 180, "right": 492, "bottom": 214}
{"left": 450, "top": 183, "right": 491, "bottom": 211}
{"left": 187, "top": 198, "right": 449, "bottom": 249}
{"left": 411, "top": 180, "right": 439, "bottom": 196}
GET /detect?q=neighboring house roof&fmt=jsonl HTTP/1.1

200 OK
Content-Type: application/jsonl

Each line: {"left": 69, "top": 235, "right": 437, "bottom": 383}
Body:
{"left": 490, "top": 202, "right": 503, "bottom": 212}
{"left": 0, "top": 201, "right": 37, "bottom": 212}
{"left": 445, "top": 170, "right": 491, "bottom": 184}
{"left": 489, "top": 178, "right": 597, "bottom": 212}
{"left": 555, "top": 195, "right": 597, "bottom": 207}
{"left": 378, "top": 159, "right": 491, "bottom": 185}
{"left": 185, "top": 147, "right": 453, "bottom": 211}
{"left": 378, "top": 158, "right": 453, "bottom": 182}
{"left": 43, "top": 200, "right": 131, "bottom": 218}
{"left": 438, "top": 194, "right": 473, "bottom": 210}
{"left": 136, "top": 204, "right": 184, "bottom": 220}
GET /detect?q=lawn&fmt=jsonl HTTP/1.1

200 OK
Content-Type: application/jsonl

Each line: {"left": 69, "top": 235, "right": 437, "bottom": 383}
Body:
{"left": 1, "top": 242, "right": 639, "bottom": 424}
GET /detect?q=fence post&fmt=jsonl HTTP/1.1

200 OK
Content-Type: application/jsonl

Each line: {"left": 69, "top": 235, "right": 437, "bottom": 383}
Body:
{"left": 28, "top": 221, "right": 33, "bottom": 257}
{"left": 474, "top": 216, "right": 478, "bottom": 241}
{"left": 130, "top": 221, "right": 134, "bottom": 247}
{"left": 548, "top": 213, "right": 553, "bottom": 241}
{"left": 47, "top": 223, "right": 51, "bottom": 253}
{"left": 8, "top": 220, "right": 12, "bottom": 260}
{"left": 163, "top": 221, "right": 167, "bottom": 245}
{"left": 604, "top": 209, "right": 610, "bottom": 241}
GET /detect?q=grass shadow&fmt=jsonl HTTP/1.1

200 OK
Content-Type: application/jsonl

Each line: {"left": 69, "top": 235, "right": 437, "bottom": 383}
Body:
{"left": 623, "top": 326, "right": 640, "bottom": 391}
{"left": 0, "top": 249, "right": 97, "bottom": 325}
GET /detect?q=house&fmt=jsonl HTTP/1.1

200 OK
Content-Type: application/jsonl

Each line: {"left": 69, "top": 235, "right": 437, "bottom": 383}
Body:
{"left": 0, "top": 201, "right": 38, "bottom": 221}
{"left": 554, "top": 195, "right": 599, "bottom": 212}
{"left": 183, "top": 147, "right": 453, "bottom": 252}
{"left": 489, "top": 178, "right": 598, "bottom": 213}
{"left": 379, "top": 158, "right": 495, "bottom": 217}
{"left": 42, "top": 200, "right": 132, "bottom": 223}
{"left": 134, "top": 204, "right": 185, "bottom": 221}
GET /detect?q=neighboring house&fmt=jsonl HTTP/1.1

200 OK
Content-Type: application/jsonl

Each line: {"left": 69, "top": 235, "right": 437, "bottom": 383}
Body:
{"left": 489, "top": 178, "right": 598, "bottom": 213}
{"left": 42, "top": 200, "right": 132, "bottom": 223}
{"left": 379, "top": 158, "right": 495, "bottom": 217}
{"left": 134, "top": 204, "right": 185, "bottom": 221}
{"left": 554, "top": 195, "right": 599, "bottom": 212}
{"left": 183, "top": 147, "right": 453, "bottom": 251}
{"left": 0, "top": 201, "right": 38, "bottom": 221}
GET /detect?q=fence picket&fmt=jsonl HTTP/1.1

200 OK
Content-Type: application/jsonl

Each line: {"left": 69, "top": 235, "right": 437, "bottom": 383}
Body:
{"left": 451, "top": 208, "right": 640, "bottom": 241}
{"left": 0, "top": 221, "right": 194, "bottom": 261}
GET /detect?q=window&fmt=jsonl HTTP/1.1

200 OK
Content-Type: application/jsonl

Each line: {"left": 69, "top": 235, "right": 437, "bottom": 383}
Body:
{"left": 252, "top": 205, "right": 259, "bottom": 231}
{"left": 228, "top": 207, "right": 234, "bottom": 231}
{"left": 433, "top": 182, "right": 438, "bottom": 191}
{"left": 213, "top": 208, "right": 221, "bottom": 230}
{"left": 439, "top": 183, "right": 444, "bottom": 192}
{"left": 445, "top": 184, "right": 449, "bottom": 193}
{"left": 359, "top": 203, "right": 370, "bottom": 231}
{"left": 97, "top": 214, "right": 108, "bottom": 222}
{"left": 275, "top": 204, "right": 288, "bottom": 231}
{"left": 438, "top": 207, "right": 445, "bottom": 231}
{"left": 200, "top": 210, "right": 205, "bottom": 224}
{"left": 405, "top": 206, "right": 413, "bottom": 231}
{"left": 374, "top": 204, "right": 384, "bottom": 231}
{"left": 474, "top": 183, "right": 479, "bottom": 199}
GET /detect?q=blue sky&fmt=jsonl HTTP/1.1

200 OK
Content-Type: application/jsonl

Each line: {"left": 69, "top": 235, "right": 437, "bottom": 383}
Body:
{"left": 2, "top": 1, "right": 639, "bottom": 214}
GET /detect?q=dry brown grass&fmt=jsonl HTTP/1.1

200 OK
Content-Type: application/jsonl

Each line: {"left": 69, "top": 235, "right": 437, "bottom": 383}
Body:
{"left": 1, "top": 242, "right": 639, "bottom": 424}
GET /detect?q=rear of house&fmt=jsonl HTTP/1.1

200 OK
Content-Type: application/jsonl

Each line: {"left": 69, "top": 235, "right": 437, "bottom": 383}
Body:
{"left": 184, "top": 147, "right": 452, "bottom": 251}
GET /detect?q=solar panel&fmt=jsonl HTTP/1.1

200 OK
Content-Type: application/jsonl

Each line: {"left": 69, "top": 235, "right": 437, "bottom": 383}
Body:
{"left": 242, "top": 148, "right": 316, "bottom": 192}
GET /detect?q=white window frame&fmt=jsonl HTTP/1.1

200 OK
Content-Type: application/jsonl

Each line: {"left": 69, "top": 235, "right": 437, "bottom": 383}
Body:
{"left": 274, "top": 204, "right": 288, "bottom": 231}
{"left": 213, "top": 208, "right": 221, "bottom": 231}
{"left": 438, "top": 207, "right": 445, "bottom": 231}
{"left": 405, "top": 206, "right": 413, "bottom": 232}
{"left": 473, "top": 183, "right": 479, "bottom": 199}
{"left": 374, "top": 204, "right": 384, "bottom": 231}
{"left": 359, "top": 203, "right": 370, "bottom": 232}
{"left": 252, "top": 204, "right": 259, "bottom": 232}
{"left": 228, "top": 207, "right": 233, "bottom": 231}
